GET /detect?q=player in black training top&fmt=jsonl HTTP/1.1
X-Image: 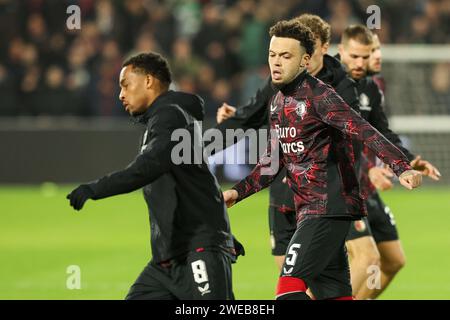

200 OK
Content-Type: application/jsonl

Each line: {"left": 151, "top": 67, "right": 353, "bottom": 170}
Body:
{"left": 223, "top": 20, "right": 422, "bottom": 300}
{"left": 67, "top": 52, "right": 243, "bottom": 300}
{"left": 339, "top": 29, "right": 441, "bottom": 299}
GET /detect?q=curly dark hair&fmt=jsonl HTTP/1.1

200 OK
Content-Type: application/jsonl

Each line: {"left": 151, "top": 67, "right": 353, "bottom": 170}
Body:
{"left": 123, "top": 52, "right": 172, "bottom": 87}
{"left": 269, "top": 20, "right": 315, "bottom": 56}
{"left": 294, "top": 14, "right": 331, "bottom": 45}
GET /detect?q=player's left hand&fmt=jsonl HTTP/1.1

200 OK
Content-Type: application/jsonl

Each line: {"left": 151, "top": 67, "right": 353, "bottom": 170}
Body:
{"left": 216, "top": 103, "right": 236, "bottom": 124}
{"left": 369, "top": 167, "right": 394, "bottom": 191}
{"left": 223, "top": 189, "right": 238, "bottom": 208}
{"left": 399, "top": 170, "right": 422, "bottom": 190}
{"left": 410, "top": 155, "right": 441, "bottom": 181}
{"left": 67, "top": 184, "right": 94, "bottom": 211}
{"left": 232, "top": 235, "right": 245, "bottom": 257}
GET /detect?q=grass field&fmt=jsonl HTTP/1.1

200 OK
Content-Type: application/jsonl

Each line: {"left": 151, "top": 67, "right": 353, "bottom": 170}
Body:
{"left": 1, "top": 184, "right": 449, "bottom": 300}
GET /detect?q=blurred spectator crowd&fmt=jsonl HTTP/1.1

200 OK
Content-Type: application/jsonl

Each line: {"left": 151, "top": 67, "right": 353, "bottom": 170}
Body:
{"left": 0, "top": 0, "right": 449, "bottom": 118}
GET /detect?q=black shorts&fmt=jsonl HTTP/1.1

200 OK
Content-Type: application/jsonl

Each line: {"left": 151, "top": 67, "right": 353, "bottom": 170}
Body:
{"left": 278, "top": 217, "right": 352, "bottom": 300}
{"left": 125, "top": 248, "right": 234, "bottom": 300}
{"left": 269, "top": 206, "right": 297, "bottom": 256}
{"left": 366, "top": 192, "right": 399, "bottom": 243}
{"left": 345, "top": 216, "right": 373, "bottom": 241}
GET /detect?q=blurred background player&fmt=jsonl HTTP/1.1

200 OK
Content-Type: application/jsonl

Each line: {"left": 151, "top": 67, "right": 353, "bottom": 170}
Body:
{"left": 353, "top": 32, "right": 441, "bottom": 299}
{"left": 338, "top": 26, "right": 441, "bottom": 299}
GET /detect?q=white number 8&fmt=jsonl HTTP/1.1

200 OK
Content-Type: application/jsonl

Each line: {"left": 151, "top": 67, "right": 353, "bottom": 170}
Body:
{"left": 191, "top": 260, "right": 209, "bottom": 284}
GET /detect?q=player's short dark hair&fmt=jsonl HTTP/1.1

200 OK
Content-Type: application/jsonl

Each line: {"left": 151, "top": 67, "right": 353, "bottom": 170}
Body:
{"left": 341, "top": 24, "right": 374, "bottom": 45}
{"left": 269, "top": 20, "right": 315, "bottom": 56}
{"left": 123, "top": 52, "right": 172, "bottom": 87}
{"left": 294, "top": 14, "right": 331, "bottom": 45}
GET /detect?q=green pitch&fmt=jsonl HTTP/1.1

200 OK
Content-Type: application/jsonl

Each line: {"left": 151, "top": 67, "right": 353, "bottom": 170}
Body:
{"left": 1, "top": 184, "right": 449, "bottom": 300}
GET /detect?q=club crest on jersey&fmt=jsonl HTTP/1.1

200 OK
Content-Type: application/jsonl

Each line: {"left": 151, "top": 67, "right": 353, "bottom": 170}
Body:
{"left": 359, "top": 93, "right": 371, "bottom": 111}
{"left": 295, "top": 100, "right": 307, "bottom": 118}
{"left": 354, "top": 220, "right": 367, "bottom": 232}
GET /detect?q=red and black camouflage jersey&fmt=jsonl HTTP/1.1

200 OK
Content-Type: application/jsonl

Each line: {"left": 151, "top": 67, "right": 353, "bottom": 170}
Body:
{"left": 232, "top": 71, "right": 412, "bottom": 221}
{"left": 360, "top": 144, "right": 377, "bottom": 198}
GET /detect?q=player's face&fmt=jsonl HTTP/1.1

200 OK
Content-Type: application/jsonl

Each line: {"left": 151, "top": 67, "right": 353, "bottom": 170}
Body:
{"left": 369, "top": 35, "right": 382, "bottom": 73}
{"left": 119, "top": 66, "right": 152, "bottom": 115}
{"left": 307, "top": 38, "right": 328, "bottom": 76}
{"left": 268, "top": 36, "right": 310, "bottom": 85}
{"left": 339, "top": 39, "right": 372, "bottom": 80}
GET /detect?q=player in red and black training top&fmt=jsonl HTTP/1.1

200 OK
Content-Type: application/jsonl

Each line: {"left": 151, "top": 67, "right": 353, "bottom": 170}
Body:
{"left": 213, "top": 14, "right": 361, "bottom": 271}
{"left": 223, "top": 20, "right": 422, "bottom": 300}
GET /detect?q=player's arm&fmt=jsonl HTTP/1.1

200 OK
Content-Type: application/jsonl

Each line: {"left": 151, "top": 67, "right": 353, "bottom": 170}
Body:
{"left": 369, "top": 87, "right": 441, "bottom": 180}
{"left": 369, "top": 167, "right": 394, "bottom": 191}
{"left": 208, "top": 78, "right": 276, "bottom": 153}
{"left": 67, "top": 107, "right": 185, "bottom": 210}
{"left": 223, "top": 121, "right": 284, "bottom": 208}
{"left": 314, "top": 87, "right": 421, "bottom": 190}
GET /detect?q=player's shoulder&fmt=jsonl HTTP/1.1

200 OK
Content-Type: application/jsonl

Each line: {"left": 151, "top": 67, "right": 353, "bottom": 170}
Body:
{"left": 151, "top": 90, "right": 205, "bottom": 127}
{"left": 305, "top": 73, "right": 337, "bottom": 97}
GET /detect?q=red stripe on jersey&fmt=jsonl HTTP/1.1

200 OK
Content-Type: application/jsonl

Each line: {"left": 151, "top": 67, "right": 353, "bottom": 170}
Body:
{"left": 276, "top": 276, "right": 308, "bottom": 296}
{"left": 329, "top": 296, "right": 355, "bottom": 300}
{"left": 196, "top": 248, "right": 205, "bottom": 252}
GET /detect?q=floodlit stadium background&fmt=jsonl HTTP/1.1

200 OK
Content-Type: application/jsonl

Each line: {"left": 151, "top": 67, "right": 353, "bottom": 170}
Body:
{"left": 1, "top": 0, "right": 449, "bottom": 299}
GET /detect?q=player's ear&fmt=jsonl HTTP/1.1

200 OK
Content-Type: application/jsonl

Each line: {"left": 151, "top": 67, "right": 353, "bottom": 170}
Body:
{"left": 300, "top": 53, "right": 310, "bottom": 68}
{"left": 146, "top": 74, "right": 154, "bottom": 89}
{"left": 322, "top": 42, "right": 330, "bottom": 54}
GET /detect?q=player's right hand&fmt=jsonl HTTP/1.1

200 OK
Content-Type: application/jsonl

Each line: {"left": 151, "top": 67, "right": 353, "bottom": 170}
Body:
{"left": 368, "top": 167, "right": 394, "bottom": 191}
{"left": 216, "top": 103, "right": 236, "bottom": 124}
{"left": 223, "top": 189, "right": 238, "bottom": 208}
{"left": 67, "top": 184, "right": 94, "bottom": 211}
{"left": 399, "top": 170, "right": 422, "bottom": 190}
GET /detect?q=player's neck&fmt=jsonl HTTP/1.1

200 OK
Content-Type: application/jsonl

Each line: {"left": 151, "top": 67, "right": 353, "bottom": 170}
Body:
{"left": 279, "top": 70, "right": 307, "bottom": 95}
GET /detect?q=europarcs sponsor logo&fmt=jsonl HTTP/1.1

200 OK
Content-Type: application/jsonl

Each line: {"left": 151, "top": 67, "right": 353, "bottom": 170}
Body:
{"left": 275, "top": 124, "right": 305, "bottom": 154}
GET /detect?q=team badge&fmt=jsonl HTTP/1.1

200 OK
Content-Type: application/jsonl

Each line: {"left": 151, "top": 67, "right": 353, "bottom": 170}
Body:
{"left": 295, "top": 100, "right": 307, "bottom": 118}
{"left": 354, "top": 220, "right": 367, "bottom": 232}
{"left": 359, "top": 93, "right": 371, "bottom": 111}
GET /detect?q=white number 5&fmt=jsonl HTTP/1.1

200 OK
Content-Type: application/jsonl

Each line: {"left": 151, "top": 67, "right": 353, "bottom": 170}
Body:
{"left": 285, "top": 243, "right": 301, "bottom": 266}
